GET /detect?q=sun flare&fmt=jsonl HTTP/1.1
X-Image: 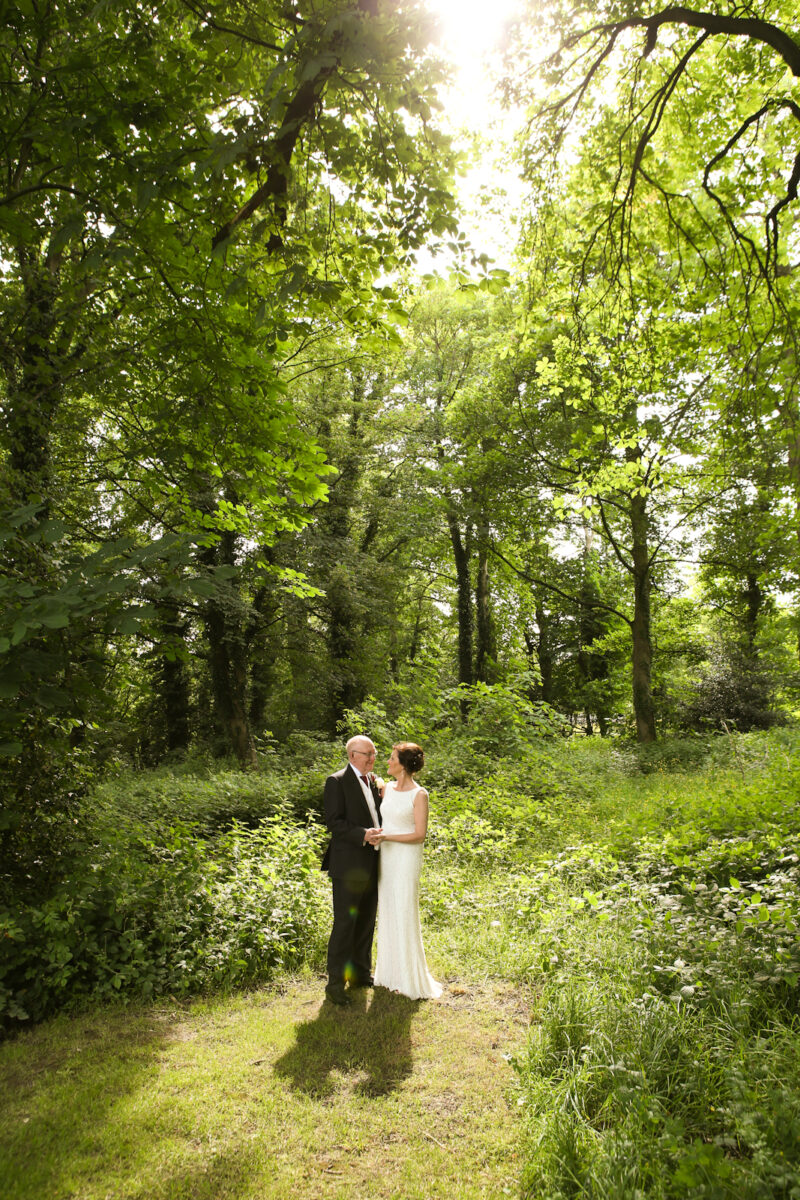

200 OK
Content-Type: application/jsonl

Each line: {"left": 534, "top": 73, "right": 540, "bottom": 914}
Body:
{"left": 426, "top": 0, "right": 520, "bottom": 72}
{"left": 421, "top": 0, "right": 525, "bottom": 267}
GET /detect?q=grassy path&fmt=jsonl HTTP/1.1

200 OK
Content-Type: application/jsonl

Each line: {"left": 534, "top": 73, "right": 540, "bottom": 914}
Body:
{"left": 1, "top": 974, "right": 527, "bottom": 1199}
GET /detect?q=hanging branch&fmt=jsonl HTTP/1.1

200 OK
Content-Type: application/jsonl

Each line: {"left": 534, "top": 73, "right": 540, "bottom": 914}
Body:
{"left": 537, "top": 6, "right": 800, "bottom": 298}
{"left": 211, "top": 70, "right": 336, "bottom": 251}
{"left": 210, "top": 0, "right": 381, "bottom": 251}
{"left": 490, "top": 542, "right": 632, "bottom": 626}
{"left": 548, "top": 9, "right": 800, "bottom": 82}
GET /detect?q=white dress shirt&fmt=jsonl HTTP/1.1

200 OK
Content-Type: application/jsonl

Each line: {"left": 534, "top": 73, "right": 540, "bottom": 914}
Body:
{"left": 349, "top": 762, "right": 379, "bottom": 827}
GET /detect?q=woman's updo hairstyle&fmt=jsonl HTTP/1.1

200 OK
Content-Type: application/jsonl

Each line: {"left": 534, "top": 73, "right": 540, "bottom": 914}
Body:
{"left": 394, "top": 742, "right": 424, "bottom": 774}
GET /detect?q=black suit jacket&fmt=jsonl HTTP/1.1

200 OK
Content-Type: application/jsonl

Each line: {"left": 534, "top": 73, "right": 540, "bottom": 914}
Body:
{"left": 320, "top": 765, "right": 382, "bottom": 879}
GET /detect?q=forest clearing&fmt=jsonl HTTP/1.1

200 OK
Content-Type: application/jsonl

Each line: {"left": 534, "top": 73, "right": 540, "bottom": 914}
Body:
{"left": 2, "top": 1, "right": 800, "bottom": 1196}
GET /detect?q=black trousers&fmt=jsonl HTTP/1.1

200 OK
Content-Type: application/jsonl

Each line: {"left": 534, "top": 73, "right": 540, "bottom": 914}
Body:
{"left": 327, "top": 869, "right": 378, "bottom": 986}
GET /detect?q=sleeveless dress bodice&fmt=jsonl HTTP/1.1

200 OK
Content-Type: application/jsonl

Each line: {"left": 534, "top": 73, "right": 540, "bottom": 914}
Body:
{"left": 380, "top": 783, "right": 420, "bottom": 836}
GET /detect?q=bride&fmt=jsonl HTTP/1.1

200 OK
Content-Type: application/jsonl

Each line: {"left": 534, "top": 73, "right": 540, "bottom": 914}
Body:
{"left": 373, "top": 742, "right": 442, "bottom": 1000}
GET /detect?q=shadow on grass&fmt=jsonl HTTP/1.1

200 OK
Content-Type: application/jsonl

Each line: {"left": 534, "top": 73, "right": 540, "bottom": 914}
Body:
{"left": 274, "top": 986, "right": 420, "bottom": 1098}
{"left": 121, "top": 1145, "right": 260, "bottom": 1200}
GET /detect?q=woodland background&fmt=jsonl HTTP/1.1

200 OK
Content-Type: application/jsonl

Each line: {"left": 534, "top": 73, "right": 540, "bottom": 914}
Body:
{"left": 2, "top": 2, "right": 800, "bottom": 1196}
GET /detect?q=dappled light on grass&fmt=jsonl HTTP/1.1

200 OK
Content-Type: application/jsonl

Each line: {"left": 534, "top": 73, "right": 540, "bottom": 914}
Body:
{"left": 0, "top": 1007, "right": 231, "bottom": 1200}
{"left": 0, "top": 981, "right": 521, "bottom": 1200}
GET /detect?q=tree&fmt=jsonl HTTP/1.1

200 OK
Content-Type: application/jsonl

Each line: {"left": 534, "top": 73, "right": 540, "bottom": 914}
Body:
{"left": 510, "top": 2, "right": 800, "bottom": 297}
{"left": 0, "top": 0, "right": 459, "bottom": 877}
{"left": 508, "top": 2, "right": 800, "bottom": 656}
{"left": 399, "top": 282, "right": 508, "bottom": 692}
{"left": 490, "top": 260, "right": 714, "bottom": 742}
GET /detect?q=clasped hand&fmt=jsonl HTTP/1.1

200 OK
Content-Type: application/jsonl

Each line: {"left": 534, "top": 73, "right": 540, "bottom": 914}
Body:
{"left": 364, "top": 827, "right": 383, "bottom": 846}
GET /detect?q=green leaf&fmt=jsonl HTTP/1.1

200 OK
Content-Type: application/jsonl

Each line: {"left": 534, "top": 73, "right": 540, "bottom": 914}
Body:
{"left": 11, "top": 621, "right": 27, "bottom": 646}
{"left": 39, "top": 613, "right": 71, "bottom": 630}
{"left": 49, "top": 216, "right": 85, "bottom": 255}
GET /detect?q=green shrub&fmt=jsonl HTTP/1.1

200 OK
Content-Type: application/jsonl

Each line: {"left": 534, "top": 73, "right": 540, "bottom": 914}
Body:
{"left": 0, "top": 816, "right": 328, "bottom": 1036}
{"left": 337, "top": 697, "right": 407, "bottom": 749}
{"left": 678, "top": 641, "right": 788, "bottom": 733}
{"left": 444, "top": 680, "right": 569, "bottom": 756}
{"left": 634, "top": 737, "right": 714, "bottom": 774}
{"left": 89, "top": 745, "right": 343, "bottom": 837}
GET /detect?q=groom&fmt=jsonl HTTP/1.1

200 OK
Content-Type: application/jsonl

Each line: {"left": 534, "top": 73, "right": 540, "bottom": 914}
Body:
{"left": 321, "top": 734, "right": 382, "bottom": 1006}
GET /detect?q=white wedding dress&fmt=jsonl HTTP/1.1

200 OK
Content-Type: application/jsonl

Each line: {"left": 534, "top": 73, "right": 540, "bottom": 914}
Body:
{"left": 374, "top": 783, "right": 442, "bottom": 1000}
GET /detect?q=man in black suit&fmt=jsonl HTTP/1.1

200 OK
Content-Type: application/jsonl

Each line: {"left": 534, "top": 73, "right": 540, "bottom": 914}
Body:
{"left": 321, "top": 735, "right": 383, "bottom": 1005}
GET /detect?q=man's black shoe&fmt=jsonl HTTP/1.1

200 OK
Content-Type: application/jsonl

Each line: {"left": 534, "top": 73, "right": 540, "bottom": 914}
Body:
{"left": 325, "top": 984, "right": 352, "bottom": 1006}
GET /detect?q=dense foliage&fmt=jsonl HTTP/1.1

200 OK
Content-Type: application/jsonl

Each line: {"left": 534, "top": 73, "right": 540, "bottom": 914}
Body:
{"left": 2, "top": 3, "right": 799, "bottom": 898}
{"left": 2, "top": 817, "right": 326, "bottom": 1024}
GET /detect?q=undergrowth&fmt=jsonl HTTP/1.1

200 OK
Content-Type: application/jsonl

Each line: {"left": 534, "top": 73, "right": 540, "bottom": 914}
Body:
{"left": 423, "top": 726, "right": 800, "bottom": 1199}
{"left": 0, "top": 817, "right": 328, "bottom": 1031}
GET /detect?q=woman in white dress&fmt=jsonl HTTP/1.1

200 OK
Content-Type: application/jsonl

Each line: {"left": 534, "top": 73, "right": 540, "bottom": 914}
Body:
{"left": 373, "top": 742, "right": 442, "bottom": 1000}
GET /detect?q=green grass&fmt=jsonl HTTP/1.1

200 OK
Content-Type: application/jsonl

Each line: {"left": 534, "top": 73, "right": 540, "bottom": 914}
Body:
{"left": 483, "top": 730, "right": 800, "bottom": 1198}
{"left": 0, "top": 972, "right": 524, "bottom": 1199}
{"left": 416, "top": 728, "right": 800, "bottom": 1197}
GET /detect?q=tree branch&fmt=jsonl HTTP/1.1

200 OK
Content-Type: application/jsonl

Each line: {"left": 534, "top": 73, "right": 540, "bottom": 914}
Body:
{"left": 541, "top": 7, "right": 800, "bottom": 298}
{"left": 210, "top": 0, "right": 380, "bottom": 251}
{"left": 211, "top": 71, "right": 333, "bottom": 251}
{"left": 176, "top": 0, "right": 283, "bottom": 52}
{"left": 491, "top": 542, "right": 632, "bottom": 626}
{"left": 555, "top": 8, "right": 800, "bottom": 78}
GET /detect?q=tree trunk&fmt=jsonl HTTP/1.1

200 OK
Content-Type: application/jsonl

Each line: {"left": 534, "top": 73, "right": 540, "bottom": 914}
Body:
{"left": 743, "top": 571, "right": 763, "bottom": 655}
{"left": 475, "top": 518, "right": 496, "bottom": 683}
{"left": 202, "top": 530, "right": 257, "bottom": 768}
{"left": 247, "top": 548, "right": 281, "bottom": 733}
{"left": 5, "top": 252, "right": 61, "bottom": 509}
{"left": 156, "top": 595, "right": 191, "bottom": 753}
{"left": 577, "top": 525, "right": 611, "bottom": 735}
{"left": 629, "top": 490, "right": 657, "bottom": 743}
{"left": 787, "top": 421, "right": 800, "bottom": 666}
{"left": 407, "top": 591, "right": 425, "bottom": 665}
{"left": 528, "top": 599, "right": 555, "bottom": 705}
{"left": 322, "top": 372, "right": 365, "bottom": 733}
{"left": 284, "top": 594, "right": 318, "bottom": 729}
{"left": 206, "top": 606, "right": 257, "bottom": 768}
{"left": 446, "top": 508, "right": 473, "bottom": 694}
{"left": 534, "top": 600, "right": 554, "bottom": 700}
{"left": 327, "top": 566, "right": 361, "bottom": 733}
